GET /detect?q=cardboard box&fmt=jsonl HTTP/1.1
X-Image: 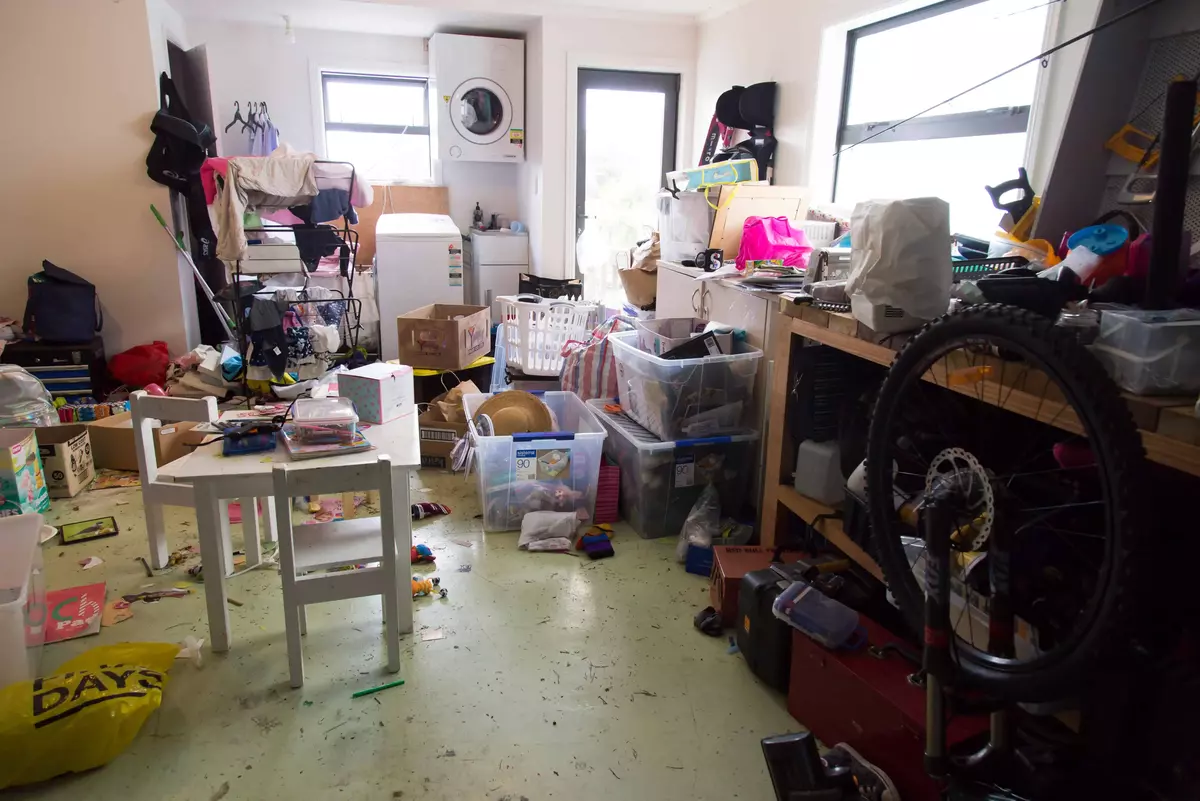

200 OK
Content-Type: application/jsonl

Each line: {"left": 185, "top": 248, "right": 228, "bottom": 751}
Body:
{"left": 0, "top": 429, "right": 50, "bottom": 516}
{"left": 418, "top": 390, "right": 469, "bottom": 469}
{"left": 85, "top": 412, "right": 200, "bottom": 472}
{"left": 337, "top": 363, "right": 415, "bottom": 424}
{"left": 396, "top": 304, "right": 491, "bottom": 371}
{"left": 710, "top": 546, "right": 805, "bottom": 628}
{"left": 35, "top": 425, "right": 95, "bottom": 498}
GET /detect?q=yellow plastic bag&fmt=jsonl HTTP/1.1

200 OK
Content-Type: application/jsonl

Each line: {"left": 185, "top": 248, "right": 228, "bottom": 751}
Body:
{"left": 0, "top": 642, "right": 179, "bottom": 789}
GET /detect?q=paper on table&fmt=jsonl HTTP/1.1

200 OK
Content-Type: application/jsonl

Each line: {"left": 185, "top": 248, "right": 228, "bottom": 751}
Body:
{"left": 693, "top": 265, "right": 742, "bottom": 281}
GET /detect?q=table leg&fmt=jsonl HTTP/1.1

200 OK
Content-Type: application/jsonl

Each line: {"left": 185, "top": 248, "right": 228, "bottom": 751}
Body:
{"left": 395, "top": 467, "right": 413, "bottom": 635}
{"left": 263, "top": 496, "right": 278, "bottom": 544}
{"left": 195, "top": 482, "right": 232, "bottom": 652}
{"left": 241, "top": 497, "right": 262, "bottom": 568}
{"left": 218, "top": 499, "right": 234, "bottom": 577}
{"left": 145, "top": 499, "right": 169, "bottom": 570}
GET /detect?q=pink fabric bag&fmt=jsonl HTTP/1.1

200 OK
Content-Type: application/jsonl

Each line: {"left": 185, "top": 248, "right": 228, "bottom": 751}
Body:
{"left": 736, "top": 216, "right": 814, "bottom": 271}
{"left": 560, "top": 316, "right": 635, "bottom": 401}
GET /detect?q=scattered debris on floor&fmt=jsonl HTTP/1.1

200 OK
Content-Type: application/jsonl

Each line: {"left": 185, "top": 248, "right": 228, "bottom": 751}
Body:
{"left": 122, "top": 589, "right": 189, "bottom": 603}
{"left": 44, "top": 583, "right": 105, "bottom": 642}
{"left": 421, "top": 628, "right": 445, "bottom": 642}
{"left": 78, "top": 556, "right": 102, "bottom": 570}
{"left": 101, "top": 600, "right": 133, "bottom": 626}
{"left": 167, "top": 544, "right": 197, "bottom": 567}
{"left": 59, "top": 515, "right": 118, "bottom": 545}
{"left": 412, "top": 576, "right": 447, "bottom": 598}
{"left": 91, "top": 469, "right": 140, "bottom": 490}
{"left": 456, "top": 564, "right": 472, "bottom": 572}
{"left": 351, "top": 679, "right": 405, "bottom": 699}
{"left": 411, "top": 502, "right": 450, "bottom": 520}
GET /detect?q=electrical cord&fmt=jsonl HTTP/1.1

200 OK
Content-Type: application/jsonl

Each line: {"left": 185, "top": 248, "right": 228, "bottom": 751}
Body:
{"left": 835, "top": 0, "right": 1169, "bottom": 157}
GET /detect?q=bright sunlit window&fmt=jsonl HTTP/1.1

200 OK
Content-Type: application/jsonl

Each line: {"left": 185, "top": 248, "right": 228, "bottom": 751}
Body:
{"left": 834, "top": 0, "right": 1051, "bottom": 237}
{"left": 322, "top": 72, "right": 431, "bottom": 182}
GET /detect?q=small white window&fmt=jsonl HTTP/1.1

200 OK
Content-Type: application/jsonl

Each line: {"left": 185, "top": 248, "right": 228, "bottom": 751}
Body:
{"left": 322, "top": 73, "right": 431, "bottom": 182}
{"left": 834, "top": 0, "right": 1051, "bottom": 236}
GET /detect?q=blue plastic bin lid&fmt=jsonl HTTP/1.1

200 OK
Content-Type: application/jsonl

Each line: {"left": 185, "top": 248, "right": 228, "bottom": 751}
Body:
{"left": 1067, "top": 224, "right": 1128, "bottom": 256}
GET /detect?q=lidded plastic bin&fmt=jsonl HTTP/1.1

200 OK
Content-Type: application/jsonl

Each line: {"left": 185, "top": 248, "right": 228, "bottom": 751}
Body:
{"left": 1091, "top": 308, "right": 1200, "bottom": 395}
{"left": 608, "top": 330, "right": 762, "bottom": 441}
{"left": 464, "top": 391, "right": 607, "bottom": 532}
{"left": 587, "top": 400, "right": 758, "bottom": 539}
{"left": 291, "top": 396, "right": 359, "bottom": 445}
{"left": 0, "top": 513, "right": 48, "bottom": 689}
{"left": 771, "top": 579, "right": 860, "bottom": 649}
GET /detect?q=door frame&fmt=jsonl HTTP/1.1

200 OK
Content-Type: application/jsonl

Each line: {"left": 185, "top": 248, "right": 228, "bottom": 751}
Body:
{"left": 574, "top": 68, "right": 680, "bottom": 276}
{"left": 564, "top": 53, "right": 692, "bottom": 278}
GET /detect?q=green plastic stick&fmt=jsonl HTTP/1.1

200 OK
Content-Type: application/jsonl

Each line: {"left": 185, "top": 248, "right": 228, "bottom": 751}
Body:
{"left": 351, "top": 679, "right": 405, "bottom": 698}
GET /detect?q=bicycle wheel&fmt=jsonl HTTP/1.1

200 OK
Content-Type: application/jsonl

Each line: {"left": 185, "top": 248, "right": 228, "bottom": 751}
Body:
{"left": 866, "top": 305, "right": 1147, "bottom": 701}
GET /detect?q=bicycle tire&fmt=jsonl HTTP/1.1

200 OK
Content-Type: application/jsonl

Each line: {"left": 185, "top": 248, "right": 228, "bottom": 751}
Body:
{"left": 866, "top": 304, "right": 1147, "bottom": 701}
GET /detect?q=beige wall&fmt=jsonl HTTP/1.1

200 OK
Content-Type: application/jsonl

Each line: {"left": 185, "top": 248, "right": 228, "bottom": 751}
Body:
{"left": 0, "top": 0, "right": 195, "bottom": 357}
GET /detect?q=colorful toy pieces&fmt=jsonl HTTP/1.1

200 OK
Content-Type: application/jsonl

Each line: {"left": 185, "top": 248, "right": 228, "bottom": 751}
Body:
{"left": 412, "top": 576, "right": 447, "bottom": 599}
{"left": 411, "top": 544, "right": 435, "bottom": 564}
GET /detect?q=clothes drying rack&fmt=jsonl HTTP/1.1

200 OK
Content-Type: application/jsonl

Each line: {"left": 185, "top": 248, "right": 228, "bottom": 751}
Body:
{"left": 225, "top": 159, "right": 366, "bottom": 400}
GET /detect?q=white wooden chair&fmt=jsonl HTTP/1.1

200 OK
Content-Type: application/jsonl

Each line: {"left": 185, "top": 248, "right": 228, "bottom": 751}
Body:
{"left": 271, "top": 455, "right": 412, "bottom": 688}
{"left": 131, "top": 391, "right": 277, "bottom": 573}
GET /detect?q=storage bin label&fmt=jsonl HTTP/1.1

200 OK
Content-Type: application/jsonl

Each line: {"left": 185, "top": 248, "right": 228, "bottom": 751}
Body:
{"left": 674, "top": 455, "right": 695, "bottom": 488}
{"left": 514, "top": 447, "right": 572, "bottom": 482}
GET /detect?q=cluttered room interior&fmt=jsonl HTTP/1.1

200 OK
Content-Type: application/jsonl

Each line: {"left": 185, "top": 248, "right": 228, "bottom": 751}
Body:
{"left": 4, "top": 0, "right": 1200, "bottom": 798}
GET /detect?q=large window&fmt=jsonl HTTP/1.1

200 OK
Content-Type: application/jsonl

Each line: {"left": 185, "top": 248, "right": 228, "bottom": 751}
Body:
{"left": 322, "top": 72, "right": 431, "bottom": 181}
{"left": 834, "top": 0, "right": 1050, "bottom": 236}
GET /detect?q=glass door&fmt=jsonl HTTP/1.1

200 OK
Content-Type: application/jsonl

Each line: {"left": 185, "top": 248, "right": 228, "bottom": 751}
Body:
{"left": 575, "top": 69, "right": 679, "bottom": 306}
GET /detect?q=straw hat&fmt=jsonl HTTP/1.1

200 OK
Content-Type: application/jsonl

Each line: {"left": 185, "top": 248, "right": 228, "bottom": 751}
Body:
{"left": 474, "top": 391, "right": 553, "bottom": 436}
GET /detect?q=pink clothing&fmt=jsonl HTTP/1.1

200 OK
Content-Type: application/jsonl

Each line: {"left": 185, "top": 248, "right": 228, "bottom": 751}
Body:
{"left": 200, "top": 157, "right": 230, "bottom": 204}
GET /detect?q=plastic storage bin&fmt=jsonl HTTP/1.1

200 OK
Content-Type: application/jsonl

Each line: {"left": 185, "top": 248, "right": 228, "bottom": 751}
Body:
{"left": 587, "top": 399, "right": 759, "bottom": 539}
{"left": 771, "top": 579, "right": 860, "bottom": 649}
{"left": 465, "top": 391, "right": 607, "bottom": 532}
{"left": 0, "top": 513, "right": 48, "bottom": 689}
{"left": 635, "top": 317, "right": 734, "bottom": 357}
{"left": 291, "top": 397, "right": 359, "bottom": 445}
{"left": 498, "top": 295, "right": 600, "bottom": 377}
{"left": 609, "top": 330, "right": 762, "bottom": 441}
{"left": 1092, "top": 309, "right": 1200, "bottom": 395}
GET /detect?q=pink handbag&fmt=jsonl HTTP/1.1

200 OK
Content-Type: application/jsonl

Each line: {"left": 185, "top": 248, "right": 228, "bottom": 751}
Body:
{"left": 736, "top": 216, "right": 814, "bottom": 271}
{"left": 559, "top": 316, "right": 635, "bottom": 401}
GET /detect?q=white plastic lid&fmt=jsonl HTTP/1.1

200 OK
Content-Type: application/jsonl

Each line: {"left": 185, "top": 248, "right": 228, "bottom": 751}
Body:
{"left": 293, "top": 396, "right": 358, "bottom": 425}
{"left": 376, "top": 213, "right": 460, "bottom": 241}
{"left": 0, "top": 513, "right": 43, "bottom": 606}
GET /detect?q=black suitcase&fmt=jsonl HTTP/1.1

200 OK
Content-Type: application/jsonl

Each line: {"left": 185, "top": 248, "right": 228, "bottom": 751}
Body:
{"left": 737, "top": 563, "right": 810, "bottom": 691}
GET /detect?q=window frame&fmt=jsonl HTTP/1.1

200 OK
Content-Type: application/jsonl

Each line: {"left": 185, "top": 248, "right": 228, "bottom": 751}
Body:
{"left": 321, "top": 71, "right": 430, "bottom": 137}
{"left": 832, "top": 0, "right": 1038, "bottom": 202}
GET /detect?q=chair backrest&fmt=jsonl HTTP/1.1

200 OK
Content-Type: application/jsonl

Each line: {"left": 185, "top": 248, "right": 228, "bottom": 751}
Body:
{"left": 129, "top": 391, "right": 219, "bottom": 483}
{"left": 271, "top": 455, "right": 398, "bottom": 576}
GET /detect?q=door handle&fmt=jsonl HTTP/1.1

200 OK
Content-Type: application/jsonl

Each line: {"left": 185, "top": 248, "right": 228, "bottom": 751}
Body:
{"left": 691, "top": 288, "right": 700, "bottom": 314}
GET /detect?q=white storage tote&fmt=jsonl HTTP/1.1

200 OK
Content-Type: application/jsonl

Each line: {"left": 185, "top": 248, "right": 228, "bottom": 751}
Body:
{"left": 0, "top": 513, "right": 48, "bottom": 689}
{"left": 609, "top": 330, "right": 763, "bottom": 441}
{"left": 498, "top": 295, "right": 600, "bottom": 377}
{"left": 464, "top": 391, "right": 607, "bottom": 532}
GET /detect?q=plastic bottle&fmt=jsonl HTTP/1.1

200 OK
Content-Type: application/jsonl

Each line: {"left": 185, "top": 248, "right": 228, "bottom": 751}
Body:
{"left": 473, "top": 202, "right": 483, "bottom": 229}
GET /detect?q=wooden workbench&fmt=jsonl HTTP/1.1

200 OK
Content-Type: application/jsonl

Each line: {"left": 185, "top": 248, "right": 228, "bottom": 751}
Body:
{"left": 760, "top": 299, "right": 1200, "bottom": 577}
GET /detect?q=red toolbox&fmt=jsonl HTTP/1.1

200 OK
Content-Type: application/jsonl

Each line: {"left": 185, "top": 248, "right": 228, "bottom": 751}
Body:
{"left": 787, "top": 617, "right": 989, "bottom": 801}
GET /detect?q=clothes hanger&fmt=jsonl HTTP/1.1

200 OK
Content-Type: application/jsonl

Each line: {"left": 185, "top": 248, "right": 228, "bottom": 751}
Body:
{"left": 224, "top": 101, "right": 246, "bottom": 133}
{"left": 242, "top": 101, "right": 258, "bottom": 133}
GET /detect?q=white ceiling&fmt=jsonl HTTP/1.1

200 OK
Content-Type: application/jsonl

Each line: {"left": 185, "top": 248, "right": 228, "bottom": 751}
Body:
{"left": 171, "top": 0, "right": 746, "bottom": 37}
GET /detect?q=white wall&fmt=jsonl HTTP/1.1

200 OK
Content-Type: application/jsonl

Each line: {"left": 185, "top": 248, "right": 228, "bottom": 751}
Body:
{"left": 0, "top": 0, "right": 195, "bottom": 357}
{"left": 518, "top": 19, "right": 546, "bottom": 272}
{"left": 190, "top": 20, "right": 523, "bottom": 232}
{"left": 532, "top": 13, "right": 698, "bottom": 278}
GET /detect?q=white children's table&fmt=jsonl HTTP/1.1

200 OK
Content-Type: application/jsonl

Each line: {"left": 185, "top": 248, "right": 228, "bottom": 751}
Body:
{"left": 158, "top": 414, "right": 421, "bottom": 652}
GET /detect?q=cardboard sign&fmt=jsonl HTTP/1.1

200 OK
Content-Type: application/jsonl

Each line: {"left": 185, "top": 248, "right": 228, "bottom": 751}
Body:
{"left": 44, "top": 583, "right": 105, "bottom": 643}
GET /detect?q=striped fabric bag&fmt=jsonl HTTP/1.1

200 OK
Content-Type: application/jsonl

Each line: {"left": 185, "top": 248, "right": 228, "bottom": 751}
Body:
{"left": 559, "top": 315, "right": 635, "bottom": 401}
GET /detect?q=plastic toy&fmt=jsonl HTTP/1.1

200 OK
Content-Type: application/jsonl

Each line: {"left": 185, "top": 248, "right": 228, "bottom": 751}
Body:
{"left": 412, "top": 576, "right": 447, "bottom": 599}
{"left": 411, "top": 544, "right": 436, "bottom": 564}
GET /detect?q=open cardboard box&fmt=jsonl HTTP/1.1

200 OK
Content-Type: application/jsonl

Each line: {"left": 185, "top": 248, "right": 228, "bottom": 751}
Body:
{"left": 85, "top": 412, "right": 203, "bottom": 472}
{"left": 34, "top": 424, "right": 95, "bottom": 498}
{"left": 417, "top": 387, "right": 471, "bottom": 469}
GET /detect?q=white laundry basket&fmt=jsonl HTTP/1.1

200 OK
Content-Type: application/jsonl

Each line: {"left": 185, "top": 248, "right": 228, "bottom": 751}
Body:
{"left": 498, "top": 295, "right": 600, "bottom": 377}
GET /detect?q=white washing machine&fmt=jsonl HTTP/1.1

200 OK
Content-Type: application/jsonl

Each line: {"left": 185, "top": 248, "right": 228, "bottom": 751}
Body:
{"left": 375, "top": 213, "right": 464, "bottom": 362}
{"left": 429, "top": 33, "right": 524, "bottom": 163}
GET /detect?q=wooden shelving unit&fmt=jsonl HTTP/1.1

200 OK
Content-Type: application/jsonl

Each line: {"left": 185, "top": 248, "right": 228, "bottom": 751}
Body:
{"left": 761, "top": 300, "right": 1200, "bottom": 572}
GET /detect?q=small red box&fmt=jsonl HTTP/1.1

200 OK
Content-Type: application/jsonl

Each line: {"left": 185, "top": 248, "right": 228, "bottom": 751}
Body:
{"left": 787, "top": 616, "right": 988, "bottom": 801}
{"left": 709, "top": 546, "right": 805, "bottom": 627}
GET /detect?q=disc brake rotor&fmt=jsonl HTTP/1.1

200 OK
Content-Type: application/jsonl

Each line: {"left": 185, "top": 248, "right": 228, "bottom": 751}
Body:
{"left": 925, "top": 447, "right": 994, "bottom": 551}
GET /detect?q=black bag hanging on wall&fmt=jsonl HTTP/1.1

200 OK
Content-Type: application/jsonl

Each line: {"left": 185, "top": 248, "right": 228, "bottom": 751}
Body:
{"left": 23, "top": 261, "right": 102, "bottom": 343}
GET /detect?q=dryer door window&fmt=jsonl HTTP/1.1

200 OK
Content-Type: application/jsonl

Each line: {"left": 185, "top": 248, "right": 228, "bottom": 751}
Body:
{"left": 449, "top": 79, "right": 512, "bottom": 145}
